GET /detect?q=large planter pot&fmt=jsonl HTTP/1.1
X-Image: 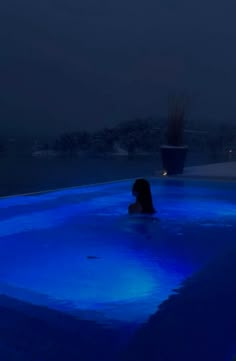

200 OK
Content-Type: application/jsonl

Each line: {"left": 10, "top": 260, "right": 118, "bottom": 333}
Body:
{"left": 160, "top": 145, "right": 188, "bottom": 175}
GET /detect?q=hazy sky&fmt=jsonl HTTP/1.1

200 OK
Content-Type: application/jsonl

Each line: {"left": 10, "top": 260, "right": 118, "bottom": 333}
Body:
{"left": 0, "top": 0, "right": 236, "bottom": 135}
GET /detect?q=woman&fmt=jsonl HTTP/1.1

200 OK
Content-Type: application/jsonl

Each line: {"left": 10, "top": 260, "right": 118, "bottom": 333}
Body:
{"left": 128, "top": 178, "right": 156, "bottom": 215}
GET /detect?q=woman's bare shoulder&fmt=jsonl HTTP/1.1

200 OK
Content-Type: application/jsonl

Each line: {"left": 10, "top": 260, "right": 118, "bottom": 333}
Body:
{"left": 128, "top": 202, "right": 142, "bottom": 214}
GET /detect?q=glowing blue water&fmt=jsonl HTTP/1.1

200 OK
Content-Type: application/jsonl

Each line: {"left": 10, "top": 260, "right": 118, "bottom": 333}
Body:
{"left": 0, "top": 179, "right": 235, "bottom": 325}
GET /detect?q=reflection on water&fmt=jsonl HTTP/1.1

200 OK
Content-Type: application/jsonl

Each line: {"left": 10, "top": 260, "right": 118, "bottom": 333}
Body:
{"left": 0, "top": 179, "right": 235, "bottom": 324}
{"left": 0, "top": 179, "right": 235, "bottom": 360}
{"left": 123, "top": 246, "right": 236, "bottom": 361}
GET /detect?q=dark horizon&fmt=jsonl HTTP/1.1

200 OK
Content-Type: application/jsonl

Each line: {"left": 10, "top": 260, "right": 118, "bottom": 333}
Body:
{"left": 1, "top": 0, "right": 236, "bottom": 136}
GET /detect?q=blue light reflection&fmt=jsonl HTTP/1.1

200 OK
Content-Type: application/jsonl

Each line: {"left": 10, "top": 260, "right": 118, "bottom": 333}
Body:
{"left": 0, "top": 179, "right": 235, "bottom": 324}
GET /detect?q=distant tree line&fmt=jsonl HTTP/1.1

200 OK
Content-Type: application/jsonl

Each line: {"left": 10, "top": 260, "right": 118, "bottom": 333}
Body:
{"left": 40, "top": 118, "right": 236, "bottom": 157}
{"left": 207, "top": 124, "right": 236, "bottom": 152}
{"left": 52, "top": 118, "right": 162, "bottom": 156}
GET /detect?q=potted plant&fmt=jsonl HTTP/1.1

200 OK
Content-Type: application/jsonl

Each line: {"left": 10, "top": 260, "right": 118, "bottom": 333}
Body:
{"left": 160, "top": 95, "right": 188, "bottom": 175}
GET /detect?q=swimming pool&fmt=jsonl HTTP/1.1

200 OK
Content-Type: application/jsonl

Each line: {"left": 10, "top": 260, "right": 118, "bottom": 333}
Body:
{"left": 0, "top": 178, "right": 235, "bottom": 330}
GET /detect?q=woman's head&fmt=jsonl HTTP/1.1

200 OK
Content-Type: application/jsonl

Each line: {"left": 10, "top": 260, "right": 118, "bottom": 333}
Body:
{"left": 132, "top": 178, "right": 155, "bottom": 214}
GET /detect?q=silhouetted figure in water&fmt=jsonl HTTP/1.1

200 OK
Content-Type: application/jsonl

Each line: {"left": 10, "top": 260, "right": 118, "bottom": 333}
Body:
{"left": 128, "top": 179, "right": 156, "bottom": 215}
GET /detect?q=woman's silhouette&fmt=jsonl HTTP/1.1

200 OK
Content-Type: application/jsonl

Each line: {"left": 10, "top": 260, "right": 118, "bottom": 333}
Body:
{"left": 128, "top": 178, "right": 156, "bottom": 215}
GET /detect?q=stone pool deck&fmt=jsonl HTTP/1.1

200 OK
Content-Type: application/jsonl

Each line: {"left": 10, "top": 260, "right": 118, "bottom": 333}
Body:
{"left": 182, "top": 162, "right": 236, "bottom": 180}
{"left": 155, "top": 162, "right": 236, "bottom": 182}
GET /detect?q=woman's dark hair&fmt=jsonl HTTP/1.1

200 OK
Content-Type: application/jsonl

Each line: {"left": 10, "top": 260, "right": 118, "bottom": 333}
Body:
{"left": 132, "top": 179, "right": 155, "bottom": 214}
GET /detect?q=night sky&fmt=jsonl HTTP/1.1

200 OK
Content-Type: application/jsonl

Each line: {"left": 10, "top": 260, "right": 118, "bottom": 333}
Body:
{"left": 0, "top": 0, "right": 235, "bottom": 135}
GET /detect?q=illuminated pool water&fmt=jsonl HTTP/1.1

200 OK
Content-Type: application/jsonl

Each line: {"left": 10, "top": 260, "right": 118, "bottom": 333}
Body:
{"left": 0, "top": 179, "right": 235, "bottom": 326}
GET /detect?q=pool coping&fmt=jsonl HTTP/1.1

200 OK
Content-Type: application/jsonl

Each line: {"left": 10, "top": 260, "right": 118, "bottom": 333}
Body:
{"left": 0, "top": 177, "right": 138, "bottom": 200}
{"left": 1, "top": 174, "right": 236, "bottom": 200}
{"left": 154, "top": 173, "right": 236, "bottom": 183}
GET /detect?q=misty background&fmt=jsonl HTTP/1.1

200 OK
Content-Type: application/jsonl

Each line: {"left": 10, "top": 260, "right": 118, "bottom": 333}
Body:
{"left": 1, "top": 0, "right": 236, "bottom": 136}
{"left": 0, "top": 0, "right": 236, "bottom": 196}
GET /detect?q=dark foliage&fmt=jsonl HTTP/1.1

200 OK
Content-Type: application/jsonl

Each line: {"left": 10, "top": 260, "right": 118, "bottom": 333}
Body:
{"left": 166, "top": 96, "right": 188, "bottom": 146}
